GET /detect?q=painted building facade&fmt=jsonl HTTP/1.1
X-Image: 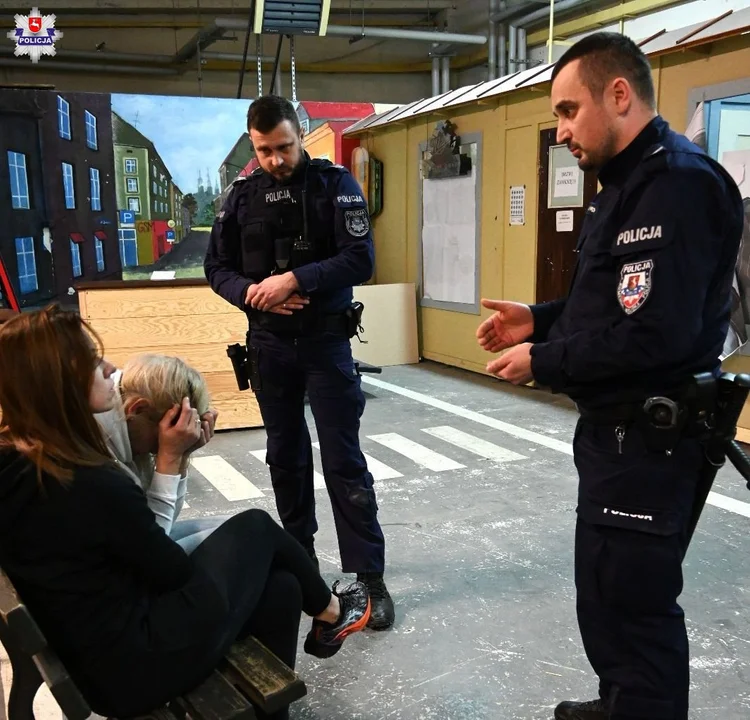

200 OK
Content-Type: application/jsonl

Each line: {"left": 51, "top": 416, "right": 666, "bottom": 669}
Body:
{"left": 0, "top": 88, "right": 121, "bottom": 306}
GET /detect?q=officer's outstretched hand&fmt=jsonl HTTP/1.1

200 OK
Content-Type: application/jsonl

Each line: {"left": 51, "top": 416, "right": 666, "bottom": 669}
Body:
{"left": 476, "top": 299, "right": 534, "bottom": 353}
{"left": 486, "top": 343, "right": 534, "bottom": 385}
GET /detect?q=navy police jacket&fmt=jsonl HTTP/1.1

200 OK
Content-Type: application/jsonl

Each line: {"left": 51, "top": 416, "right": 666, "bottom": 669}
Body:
{"left": 529, "top": 116, "right": 745, "bottom": 409}
{"left": 204, "top": 153, "right": 374, "bottom": 328}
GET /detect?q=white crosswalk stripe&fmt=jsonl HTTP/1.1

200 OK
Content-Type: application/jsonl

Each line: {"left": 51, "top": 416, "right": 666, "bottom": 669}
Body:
{"left": 368, "top": 433, "right": 465, "bottom": 472}
{"left": 249, "top": 449, "right": 326, "bottom": 489}
{"left": 422, "top": 426, "right": 528, "bottom": 463}
{"left": 190, "top": 455, "right": 264, "bottom": 501}
{"left": 312, "top": 441, "right": 403, "bottom": 481}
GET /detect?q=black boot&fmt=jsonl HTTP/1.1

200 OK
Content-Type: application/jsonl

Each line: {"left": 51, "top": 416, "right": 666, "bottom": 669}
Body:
{"left": 554, "top": 698, "right": 608, "bottom": 720}
{"left": 356, "top": 572, "right": 394, "bottom": 630}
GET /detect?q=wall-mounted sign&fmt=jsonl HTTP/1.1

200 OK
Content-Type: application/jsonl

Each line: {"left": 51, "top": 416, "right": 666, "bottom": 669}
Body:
{"left": 548, "top": 144, "right": 584, "bottom": 209}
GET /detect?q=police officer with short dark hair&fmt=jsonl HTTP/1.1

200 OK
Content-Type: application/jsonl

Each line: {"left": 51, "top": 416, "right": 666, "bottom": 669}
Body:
{"left": 204, "top": 95, "right": 394, "bottom": 630}
{"left": 476, "top": 32, "right": 744, "bottom": 720}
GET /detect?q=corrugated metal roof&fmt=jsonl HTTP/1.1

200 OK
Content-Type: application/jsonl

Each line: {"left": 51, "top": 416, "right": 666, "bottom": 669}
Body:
{"left": 345, "top": 5, "right": 750, "bottom": 136}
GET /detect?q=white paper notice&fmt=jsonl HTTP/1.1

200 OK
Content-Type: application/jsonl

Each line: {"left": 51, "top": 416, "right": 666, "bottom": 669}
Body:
{"left": 421, "top": 173, "right": 476, "bottom": 305}
{"left": 554, "top": 167, "right": 579, "bottom": 198}
{"left": 556, "top": 210, "right": 574, "bottom": 232}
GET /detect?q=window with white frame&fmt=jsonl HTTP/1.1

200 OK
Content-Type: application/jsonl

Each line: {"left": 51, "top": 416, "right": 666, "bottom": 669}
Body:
{"left": 127, "top": 197, "right": 140, "bottom": 213}
{"left": 57, "top": 96, "right": 71, "bottom": 140}
{"left": 89, "top": 167, "right": 101, "bottom": 211}
{"left": 70, "top": 238, "right": 82, "bottom": 277}
{"left": 95, "top": 235, "right": 105, "bottom": 272}
{"left": 7, "top": 151, "right": 30, "bottom": 210}
{"left": 152, "top": 165, "right": 156, "bottom": 177}
{"left": 85, "top": 111, "right": 98, "bottom": 150}
{"left": 62, "top": 162, "right": 75, "bottom": 209}
{"left": 14, "top": 236, "right": 38, "bottom": 294}
{"left": 118, "top": 228, "right": 138, "bottom": 267}
{"left": 126, "top": 177, "right": 138, "bottom": 193}
{"left": 152, "top": 181, "right": 157, "bottom": 194}
{"left": 124, "top": 157, "right": 137, "bottom": 173}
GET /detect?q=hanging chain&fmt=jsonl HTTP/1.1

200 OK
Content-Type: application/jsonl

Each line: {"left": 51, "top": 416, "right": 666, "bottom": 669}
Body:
{"left": 290, "top": 34, "right": 297, "bottom": 101}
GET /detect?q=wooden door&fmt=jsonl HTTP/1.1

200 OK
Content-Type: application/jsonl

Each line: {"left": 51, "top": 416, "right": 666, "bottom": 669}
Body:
{"left": 535, "top": 128, "right": 598, "bottom": 304}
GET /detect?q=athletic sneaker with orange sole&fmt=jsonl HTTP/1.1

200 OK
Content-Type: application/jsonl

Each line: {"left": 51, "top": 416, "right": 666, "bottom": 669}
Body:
{"left": 304, "top": 580, "right": 371, "bottom": 659}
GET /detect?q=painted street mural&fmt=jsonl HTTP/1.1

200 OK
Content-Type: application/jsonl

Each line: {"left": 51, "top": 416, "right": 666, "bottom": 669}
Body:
{"left": 0, "top": 89, "right": 375, "bottom": 309}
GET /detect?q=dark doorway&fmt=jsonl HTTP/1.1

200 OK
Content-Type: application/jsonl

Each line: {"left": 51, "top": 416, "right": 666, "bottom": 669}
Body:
{"left": 535, "top": 128, "right": 598, "bottom": 304}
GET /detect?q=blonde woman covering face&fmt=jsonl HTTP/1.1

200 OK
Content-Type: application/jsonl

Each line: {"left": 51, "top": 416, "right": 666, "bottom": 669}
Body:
{"left": 95, "top": 354, "right": 225, "bottom": 553}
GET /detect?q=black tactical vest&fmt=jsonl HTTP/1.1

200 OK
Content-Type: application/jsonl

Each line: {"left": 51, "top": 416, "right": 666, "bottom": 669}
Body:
{"left": 235, "top": 161, "right": 338, "bottom": 334}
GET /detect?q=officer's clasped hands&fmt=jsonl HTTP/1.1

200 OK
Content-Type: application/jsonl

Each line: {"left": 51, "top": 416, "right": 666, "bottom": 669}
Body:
{"left": 245, "top": 272, "right": 305, "bottom": 313}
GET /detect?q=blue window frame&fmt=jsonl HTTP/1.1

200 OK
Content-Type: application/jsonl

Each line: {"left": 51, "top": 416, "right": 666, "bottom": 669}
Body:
{"left": 7, "top": 151, "right": 30, "bottom": 210}
{"left": 95, "top": 235, "right": 105, "bottom": 272}
{"left": 118, "top": 228, "right": 138, "bottom": 267}
{"left": 70, "top": 238, "right": 82, "bottom": 277}
{"left": 89, "top": 167, "right": 101, "bottom": 211}
{"left": 57, "top": 96, "right": 71, "bottom": 140}
{"left": 62, "top": 162, "right": 75, "bottom": 209}
{"left": 85, "top": 110, "right": 98, "bottom": 150}
{"left": 14, "top": 236, "right": 38, "bottom": 294}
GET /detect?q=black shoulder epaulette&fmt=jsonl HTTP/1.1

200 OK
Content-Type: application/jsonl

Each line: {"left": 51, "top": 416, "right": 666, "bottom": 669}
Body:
{"left": 232, "top": 175, "right": 248, "bottom": 185}
{"left": 310, "top": 158, "right": 346, "bottom": 172}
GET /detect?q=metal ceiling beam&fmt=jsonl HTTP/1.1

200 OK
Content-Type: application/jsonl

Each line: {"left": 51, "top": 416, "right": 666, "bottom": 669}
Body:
{"left": 0, "top": 58, "right": 179, "bottom": 75}
{"left": 526, "top": 0, "right": 690, "bottom": 44}
{"left": 490, "top": 0, "right": 593, "bottom": 25}
{"left": 29, "top": 0, "right": 455, "bottom": 14}
{"left": 214, "top": 16, "right": 487, "bottom": 45}
{"left": 0, "top": 46, "right": 171, "bottom": 64}
{"left": 324, "top": 24, "right": 487, "bottom": 44}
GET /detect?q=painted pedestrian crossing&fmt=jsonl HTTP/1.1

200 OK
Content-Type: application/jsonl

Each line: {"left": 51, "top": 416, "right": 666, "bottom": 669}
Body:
{"left": 312, "top": 441, "right": 404, "bottom": 481}
{"left": 421, "top": 426, "right": 528, "bottom": 463}
{"left": 249, "top": 449, "right": 327, "bottom": 489}
{"left": 368, "top": 432, "right": 466, "bottom": 472}
{"left": 187, "top": 426, "right": 527, "bottom": 507}
{"left": 190, "top": 455, "right": 264, "bottom": 501}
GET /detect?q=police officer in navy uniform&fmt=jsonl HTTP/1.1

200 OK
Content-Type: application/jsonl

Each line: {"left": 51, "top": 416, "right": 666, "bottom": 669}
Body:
{"left": 476, "top": 33, "right": 744, "bottom": 720}
{"left": 204, "top": 95, "right": 395, "bottom": 630}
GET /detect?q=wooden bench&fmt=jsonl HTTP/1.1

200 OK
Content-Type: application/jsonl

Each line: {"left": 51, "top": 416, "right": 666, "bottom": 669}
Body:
{"left": 0, "top": 568, "right": 306, "bottom": 720}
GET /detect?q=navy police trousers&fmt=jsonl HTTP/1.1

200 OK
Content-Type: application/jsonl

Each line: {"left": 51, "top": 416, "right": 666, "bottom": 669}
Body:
{"left": 572, "top": 418, "right": 704, "bottom": 720}
{"left": 249, "top": 328, "right": 385, "bottom": 574}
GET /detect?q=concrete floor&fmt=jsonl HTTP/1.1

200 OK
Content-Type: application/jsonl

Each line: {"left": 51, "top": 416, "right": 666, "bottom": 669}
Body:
{"left": 4, "top": 359, "right": 750, "bottom": 720}
{"left": 180, "top": 360, "right": 750, "bottom": 720}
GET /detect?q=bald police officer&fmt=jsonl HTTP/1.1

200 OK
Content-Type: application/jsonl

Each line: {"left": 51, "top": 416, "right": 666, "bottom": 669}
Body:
{"left": 204, "top": 95, "right": 394, "bottom": 630}
{"left": 476, "top": 33, "right": 744, "bottom": 720}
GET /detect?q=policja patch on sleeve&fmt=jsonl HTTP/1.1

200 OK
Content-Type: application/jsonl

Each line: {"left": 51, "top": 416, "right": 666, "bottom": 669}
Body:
{"left": 344, "top": 208, "right": 370, "bottom": 238}
{"left": 617, "top": 259, "right": 653, "bottom": 314}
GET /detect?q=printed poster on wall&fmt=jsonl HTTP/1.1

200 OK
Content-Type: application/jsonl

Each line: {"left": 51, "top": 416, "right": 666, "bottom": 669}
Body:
{"left": 548, "top": 143, "right": 584, "bottom": 209}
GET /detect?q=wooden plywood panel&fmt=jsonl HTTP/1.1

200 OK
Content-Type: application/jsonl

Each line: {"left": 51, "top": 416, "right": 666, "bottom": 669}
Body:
{"left": 81, "top": 285, "right": 239, "bottom": 320}
{"left": 78, "top": 285, "right": 262, "bottom": 431}
{"left": 86, "top": 314, "right": 247, "bottom": 351}
{"left": 352, "top": 283, "right": 418, "bottom": 366}
{"left": 100, "top": 344, "right": 243, "bottom": 375}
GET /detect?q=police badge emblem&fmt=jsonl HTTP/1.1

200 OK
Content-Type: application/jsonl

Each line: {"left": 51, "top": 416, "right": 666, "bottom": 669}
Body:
{"left": 344, "top": 208, "right": 370, "bottom": 238}
{"left": 617, "top": 259, "right": 653, "bottom": 314}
